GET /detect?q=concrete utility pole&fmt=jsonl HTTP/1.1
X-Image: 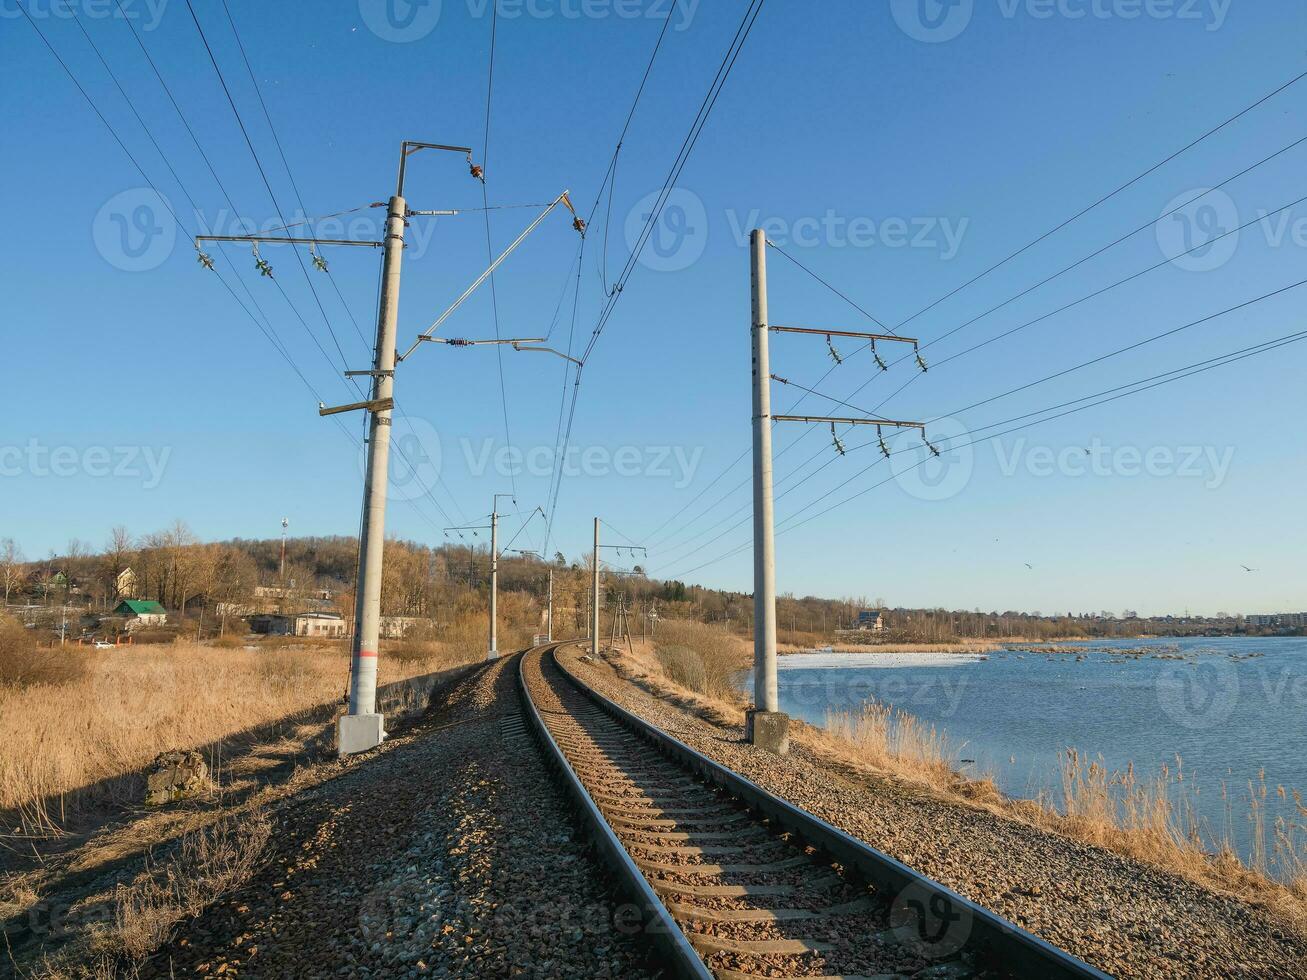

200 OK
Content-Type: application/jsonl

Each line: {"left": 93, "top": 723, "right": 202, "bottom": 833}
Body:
{"left": 590, "top": 519, "right": 648, "bottom": 657}
{"left": 746, "top": 231, "right": 938, "bottom": 754}
{"left": 196, "top": 147, "right": 589, "bottom": 754}
{"left": 592, "top": 517, "right": 601, "bottom": 656}
{"left": 488, "top": 493, "right": 513, "bottom": 660}
{"left": 546, "top": 565, "right": 554, "bottom": 642}
{"left": 344, "top": 190, "right": 405, "bottom": 752}
{"left": 748, "top": 229, "right": 786, "bottom": 753}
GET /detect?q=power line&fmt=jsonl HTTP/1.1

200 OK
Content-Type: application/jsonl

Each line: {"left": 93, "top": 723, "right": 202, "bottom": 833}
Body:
{"left": 542, "top": 2, "right": 680, "bottom": 554}
{"left": 22, "top": 2, "right": 452, "bottom": 544}
{"left": 655, "top": 177, "right": 1307, "bottom": 552}
{"left": 658, "top": 327, "right": 1307, "bottom": 579}
{"left": 891, "top": 67, "right": 1307, "bottom": 336}
{"left": 545, "top": 0, "right": 767, "bottom": 552}
{"left": 658, "top": 265, "right": 1307, "bottom": 567}
{"left": 864, "top": 189, "right": 1307, "bottom": 416}
{"left": 183, "top": 0, "right": 361, "bottom": 384}
{"left": 217, "top": 0, "right": 372, "bottom": 354}
{"left": 479, "top": 0, "right": 520, "bottom": 506}
{"left": 639, "top": 79, "right": 1307, "bottom": 545}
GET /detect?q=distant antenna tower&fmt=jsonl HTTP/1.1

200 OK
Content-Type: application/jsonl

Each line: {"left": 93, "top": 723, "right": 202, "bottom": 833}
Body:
{"left": 280, "top": 517, "right": 289, "bottom": 580}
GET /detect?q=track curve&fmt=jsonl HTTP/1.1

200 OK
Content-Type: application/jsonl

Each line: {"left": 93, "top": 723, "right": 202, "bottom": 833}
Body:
{"left": 518, "top": 642, "right": 1112, "bottom": 980}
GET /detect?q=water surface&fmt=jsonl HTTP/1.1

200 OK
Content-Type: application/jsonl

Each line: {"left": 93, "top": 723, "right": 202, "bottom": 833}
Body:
{"left": 749, "top": 637, "right": 1307, "bottom": 877}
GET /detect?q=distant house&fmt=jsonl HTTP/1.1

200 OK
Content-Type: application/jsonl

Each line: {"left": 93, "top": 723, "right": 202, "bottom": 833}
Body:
{"left": 249, "top": 613, "right": 292, "bottom": 636}
{"left": 294, "top": 612, "right": 346, "bottom": 638}
{"left": 113, "top": 599, "right": 167, "bottom": 630}
{"left": 379, "top": 616, "right": 427, "bottom": 639}
{"left": 115, "top": 567, "right": 138, "bottom": 599}
{"left": 856, "top": 610, "right": 888, "bottom": 633}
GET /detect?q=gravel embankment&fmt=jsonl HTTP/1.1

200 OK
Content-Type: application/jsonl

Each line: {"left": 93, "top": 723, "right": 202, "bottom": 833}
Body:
{"left": 139, "top": 655, "right": 656, "bottom": 980}
{"left": 558, "top": 645, "right": 1307, "bottom": 980}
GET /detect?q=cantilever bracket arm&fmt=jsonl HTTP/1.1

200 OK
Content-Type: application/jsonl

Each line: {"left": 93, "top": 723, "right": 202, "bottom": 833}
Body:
{"left": 419, "top": 336, "right": 546, "bottom": 347}
{"left": 319, "top": 397, "right": 394, "bottom": 417}
{"left": 397, "top": 140, "right": 476, "bottom": 197}
{"left": 397, "top": 190, "right": 583, "bottom": 362}
{"left": 511, "top": 343, "right": 583, "bottom": 368}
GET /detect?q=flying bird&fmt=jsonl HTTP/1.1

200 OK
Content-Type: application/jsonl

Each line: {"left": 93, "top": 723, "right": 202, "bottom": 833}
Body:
{"left": 1241, "top": 565, "right": 1258, "bottom": 573}
{"left": 1024, "top": 563, "right": 1034, "bottom": 570}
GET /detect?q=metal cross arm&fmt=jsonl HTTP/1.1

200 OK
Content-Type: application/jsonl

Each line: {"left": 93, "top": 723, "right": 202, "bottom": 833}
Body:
{"left": 772, "top": 414, "right": 925, "bottom": 431}
{"left": 769, "top": 325, "right": 918, "bottom": 345}
{"left": 194, "top": 234, "right": 383, "bottom": 248}
{"left": 397, "top": 190, "right": 587, "bottom": 362}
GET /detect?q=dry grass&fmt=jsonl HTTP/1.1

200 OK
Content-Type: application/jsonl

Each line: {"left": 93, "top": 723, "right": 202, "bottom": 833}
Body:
{"left": 651, "top": 620, "right": 750, "bottom": 701}
{"left": 0, "top": 638, "right": 477, "bottom": 835}
{"left": 822, "top": 701, "right": 974, "bottom": 789}
{"left": 107, "top": 807, "right": 271, "bottom": 962}
{"left": 0, "top": 616, "right": 90, "bottom": 688}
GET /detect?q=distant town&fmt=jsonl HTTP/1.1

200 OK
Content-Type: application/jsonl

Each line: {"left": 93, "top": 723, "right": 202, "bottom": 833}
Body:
{"left": 2, "top": 530, "right": 1302, "bottom": 646}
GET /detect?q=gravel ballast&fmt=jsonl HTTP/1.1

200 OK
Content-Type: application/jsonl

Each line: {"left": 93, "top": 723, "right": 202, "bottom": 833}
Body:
{"left": 557, "top": 644, "right": 1307, "bottom": 980}
{"left": 138, "top": 655, "right": 656, "bottom": 980}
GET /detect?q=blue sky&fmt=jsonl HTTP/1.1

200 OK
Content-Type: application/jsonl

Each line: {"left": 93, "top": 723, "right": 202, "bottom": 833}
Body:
{"left": 2, "top": 0, "right": 1304, "bottom": 616}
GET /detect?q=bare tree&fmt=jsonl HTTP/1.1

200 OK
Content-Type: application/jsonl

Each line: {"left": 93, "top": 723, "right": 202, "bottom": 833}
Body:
{"left": 1, "top": 538, "right": 25, "bottom": 606}
{"left": 103, "top": 526, "right": 135, "bottom": 601}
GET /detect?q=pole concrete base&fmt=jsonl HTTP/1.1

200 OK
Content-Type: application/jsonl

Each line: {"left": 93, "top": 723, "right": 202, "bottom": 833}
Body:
{"left": 337, "top": 713, "right": 386, "bottom": 756}
{"left": 745, "top": 709, "right": 790, "bottom": 755}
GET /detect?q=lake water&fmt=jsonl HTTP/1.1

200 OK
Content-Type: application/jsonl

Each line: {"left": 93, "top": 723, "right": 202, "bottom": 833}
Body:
{"left": 747, "top": 636, "right": 1307, "bottom": 879}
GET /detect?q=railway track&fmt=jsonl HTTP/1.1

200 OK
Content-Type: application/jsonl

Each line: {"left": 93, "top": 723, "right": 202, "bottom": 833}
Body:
{"left": 519, "top": 642, "right": 1112, "bottom": 980}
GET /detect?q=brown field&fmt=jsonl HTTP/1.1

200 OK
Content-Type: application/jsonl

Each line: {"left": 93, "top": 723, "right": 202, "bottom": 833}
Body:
{"left": 0, "top": 628, "right": 482, "bottom": 836}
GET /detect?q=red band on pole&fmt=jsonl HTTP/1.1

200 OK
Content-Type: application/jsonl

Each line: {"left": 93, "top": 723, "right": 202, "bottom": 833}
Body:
{"left": 359, "top": 650, "right": 378, "bottom": 659}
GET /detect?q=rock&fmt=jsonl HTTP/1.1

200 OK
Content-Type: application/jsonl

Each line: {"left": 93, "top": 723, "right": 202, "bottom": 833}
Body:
{"left": 145, "top": 750, "right": 212, "bottom": 805}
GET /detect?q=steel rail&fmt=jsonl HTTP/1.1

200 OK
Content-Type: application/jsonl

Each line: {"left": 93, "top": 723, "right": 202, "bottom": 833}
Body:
{"left": 516, "top": 645, "right": 712, "bottom": 980}
{"left": 540, "top": 640, "right": 1113, "bottom": 980}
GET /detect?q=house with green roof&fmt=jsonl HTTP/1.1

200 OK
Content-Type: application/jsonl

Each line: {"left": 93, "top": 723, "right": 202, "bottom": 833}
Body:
{"left": 113, "top": 599, "right": 168, "bottom": 629}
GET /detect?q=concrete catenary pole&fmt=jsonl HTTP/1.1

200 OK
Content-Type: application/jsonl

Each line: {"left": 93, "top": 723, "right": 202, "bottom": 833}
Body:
{"left": 340, "top": 192, "right": 406, "bottom": 755}
{"left": 488, "top": 504, "right": 499, "bottom": 659}
{"left": 748, "top": 229, "right": 788, "bottom": 753}
{"left": 591, "top": 517, "right": 600, "bottom": 656}
{"left": 546, "top": 566, "right": 554, "bottom": 643}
